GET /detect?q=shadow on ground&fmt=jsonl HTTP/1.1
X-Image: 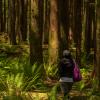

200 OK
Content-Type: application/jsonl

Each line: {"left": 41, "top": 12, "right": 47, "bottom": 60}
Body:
{"left": 71, "top": 96, "right": 88, "bottom": 100}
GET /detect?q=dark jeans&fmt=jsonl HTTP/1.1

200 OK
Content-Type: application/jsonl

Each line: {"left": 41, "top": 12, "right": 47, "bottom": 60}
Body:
{"left": 60, "top": 82, "right": 73, "bottom": 99}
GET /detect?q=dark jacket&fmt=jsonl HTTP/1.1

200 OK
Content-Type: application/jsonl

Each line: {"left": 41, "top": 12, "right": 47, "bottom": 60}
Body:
{"left": 58, "top": 57, "right": 74, "bottom": 78}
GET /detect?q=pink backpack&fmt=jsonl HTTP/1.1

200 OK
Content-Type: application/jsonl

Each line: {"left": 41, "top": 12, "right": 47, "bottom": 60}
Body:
{"left": 73, "top": 60, "right": 82, "bottom": 82}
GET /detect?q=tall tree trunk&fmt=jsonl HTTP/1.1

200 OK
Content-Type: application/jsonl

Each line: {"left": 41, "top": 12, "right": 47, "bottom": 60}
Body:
{"left": 85, "top": 0, "right": 93, "bottom": 57}
{"left": 92, "top": 0, "right": 96, "bottom": 73}
{"left": 20, "top": 0, "right": 28, "bottom": 41}
{"left": 3, "top": 0, "right": 7, "bottom": 32}
{"left": 71, "top": 0, "right": 76, "bottom": 47}
{"left": 74, "top": 0, "right": 82, "bottom": 66}
{"left": 16, "top": 0, "right": 22, "bottom": 43}
{"left": 43, "top": 0, "right": 50, "bottom": 44}
{"left": 29, "top": 0, "right": 43, "bottom": 65}
{"left": 38, "top": 0, "right": 44, "bottom": 41}
{"left": 73, "top": 0, "right": 77, "bottom": 44}
{"left": 96, "top": 0, "right": 100, "bottom": 89}
{"left": 49, "top": 0, "right": 59, "bottom": 65}
{"left": 8, "top": 0, "right": 16, "bottom": 45}
{"left": 59, "top": 0, "right": 69, "bottom": 51}
{"left": 0, "top": 0, "right": 3, "bottom": 32}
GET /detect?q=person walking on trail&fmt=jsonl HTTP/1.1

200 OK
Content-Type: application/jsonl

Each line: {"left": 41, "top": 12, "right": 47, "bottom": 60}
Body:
{"left": 58, "top": 50, "right": 74, "bottom": 100}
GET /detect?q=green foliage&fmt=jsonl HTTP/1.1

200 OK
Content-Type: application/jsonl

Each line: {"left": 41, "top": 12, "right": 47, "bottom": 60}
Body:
{"left": 89, "top": 95, "right": 100, "bottom": 100}
{"left": 81, "top": 52, "right": 93, "bottom": 66}
{"left": 0, "top": 56, "right": 46, "bottom": 99}
{"left": 88, "top": 81, "right": 100, "bottom": 100}
{"left": 48, "top": 83, "right": 59, "bottom": 100}
{"left": 3, "top": 95, "right": 23, "bottom": 100}
{"left": 44, "top": 64, "right": 58, "bottom": 79}
{"left": 23, "top": 63, "right": 44, "bottom": 91}
{"left": 88, "top": 79, "right": 100, "bottom": 98}
{"left": 6, "top": 73, "right": 23, "bottom": 95}
{"left": 74, "top": 81, "right": 85, "bottom": 92}
{"left": 81, "top": 68, "right": 91, "bottom": 80}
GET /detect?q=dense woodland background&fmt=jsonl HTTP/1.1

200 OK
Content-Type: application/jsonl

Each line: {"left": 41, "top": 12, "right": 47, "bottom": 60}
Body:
{"left": 0, "top": 0, "right": 100, "bottom": 100}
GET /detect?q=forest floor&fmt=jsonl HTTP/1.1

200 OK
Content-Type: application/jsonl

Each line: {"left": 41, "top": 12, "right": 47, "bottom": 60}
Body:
{"left": 23, "top": 76, "right": 92, "bottom": 100}
{"left": 0, "top": 44, "right": 92, "bottom": 100}
{"left": 0, "top": 33, "right": 100, "bottom": 100}
{"left": 27, "top": 83, "right": 90, "bottom": 100}
{"left": 30, "top": 91, "right": 88, "bottom": 100}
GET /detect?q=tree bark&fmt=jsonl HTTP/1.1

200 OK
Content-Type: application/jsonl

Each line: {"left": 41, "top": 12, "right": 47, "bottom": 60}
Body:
{"left": 20, "top": 0, "right": 28, "bottom": 41}
{"left": 84, "top": 0, "right": 95, "bottom": 57}
{"left": 8, "top": 0, "right": 17, "bottom": 45}
{"left": 96, "top": 0, "right": 100, "bottom": 89}
{"left": 29, "top": 0, "right": 43, "bottom": 65}
{"left": 49, "top": 0, "right": 59, "bottom": 65}
{"left": 74, "top": 0, "right": 82, "bottom": 66}
{"left": 3, "top": 0, "right": 6, "bottom": 32}
{"left": 0, "top": 0, "right": 3, "bottom": 32}
{"left": 43, "top": 0, "right": 50, "bottom": 44}
{"left": 15, "top": 0, "right": 22, "bottom": 43}
{"left": 58, "top": 0, "right": 69, "bottom": 50}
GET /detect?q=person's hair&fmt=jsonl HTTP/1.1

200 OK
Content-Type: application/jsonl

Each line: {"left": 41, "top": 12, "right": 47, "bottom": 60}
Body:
{"left": 63, "top": 50, "right": 70, "bottom": 56}
{"left": 62, "top": 50, "right": 73, "bottom": 61}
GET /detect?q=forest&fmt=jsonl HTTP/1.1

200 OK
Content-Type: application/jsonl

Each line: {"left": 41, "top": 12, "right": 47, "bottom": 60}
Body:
{"left": 0, "top": 0, "right": 100, "bottom": 100}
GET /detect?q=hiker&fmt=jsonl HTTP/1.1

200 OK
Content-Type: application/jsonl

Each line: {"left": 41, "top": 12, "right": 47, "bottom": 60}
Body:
{"left": 58, "top": 50, "right": 74, "bottom": 100}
